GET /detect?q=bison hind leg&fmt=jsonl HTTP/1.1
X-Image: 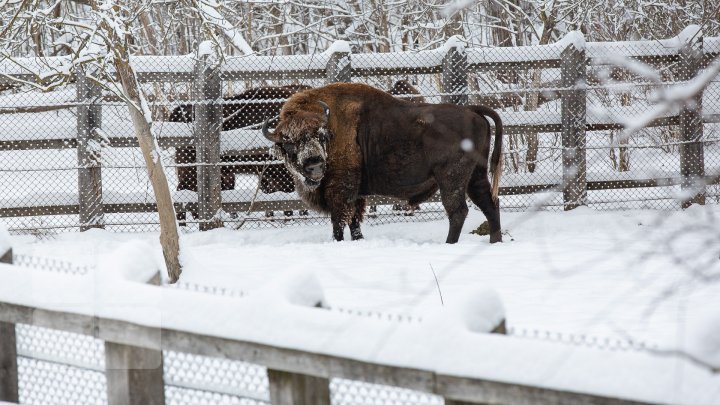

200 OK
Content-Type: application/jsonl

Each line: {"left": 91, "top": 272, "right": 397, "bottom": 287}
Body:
{"left": 435, "top": 181, "right": 470, "bottom": 244}
{"left": 467, "top": 165, "right": 502, "bottom": 243}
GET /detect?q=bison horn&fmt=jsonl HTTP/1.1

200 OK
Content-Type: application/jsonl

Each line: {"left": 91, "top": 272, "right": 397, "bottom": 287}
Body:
{"left": 318, "top": 101, "right": 330, "bottom": 120}
{"left": 262, "top": 117, "right": 281, "bottom": 143}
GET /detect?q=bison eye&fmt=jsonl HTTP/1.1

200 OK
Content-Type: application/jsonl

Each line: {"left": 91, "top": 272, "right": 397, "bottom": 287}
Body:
{"left": 283, "top": 142, "right": 296, "bottom": 155}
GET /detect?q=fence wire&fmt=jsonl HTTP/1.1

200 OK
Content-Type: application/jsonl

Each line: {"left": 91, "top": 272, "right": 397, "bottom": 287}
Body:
{"left": 1, "top": 35, "right": 719, "bottom": 234}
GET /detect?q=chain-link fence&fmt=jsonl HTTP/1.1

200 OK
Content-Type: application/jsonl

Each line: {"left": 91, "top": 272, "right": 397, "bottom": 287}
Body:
{"left": 1, "top": 31, "right": 718, "bottom": 234}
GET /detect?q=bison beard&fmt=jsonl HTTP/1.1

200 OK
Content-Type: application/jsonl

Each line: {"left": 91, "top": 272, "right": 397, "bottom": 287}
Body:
{"left": 264, "top": 83, "right": 503, "bottom": 244}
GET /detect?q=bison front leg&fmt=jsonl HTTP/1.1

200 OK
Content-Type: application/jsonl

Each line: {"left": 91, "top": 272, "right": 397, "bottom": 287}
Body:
{"left": 330, "top": 199, "right": 364, "bottom": 241}
{"left": 331, "top": 214, "right": 347, "bottom": 241}
{"left": 349, "top": 198, "right": 366, "bottom": 240}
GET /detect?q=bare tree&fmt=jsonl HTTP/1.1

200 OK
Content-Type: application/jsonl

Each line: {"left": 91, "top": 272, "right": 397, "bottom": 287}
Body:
{"left": 1, "top": 0, "right": 183, "bottom": 282}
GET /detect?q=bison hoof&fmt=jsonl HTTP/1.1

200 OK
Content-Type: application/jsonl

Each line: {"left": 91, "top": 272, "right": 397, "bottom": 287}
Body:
{"left": 490, "top": 231, "right": 503, "bottom": 244}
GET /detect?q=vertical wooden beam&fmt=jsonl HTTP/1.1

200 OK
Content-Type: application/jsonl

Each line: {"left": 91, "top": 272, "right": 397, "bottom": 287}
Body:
{"left": 442, "top": 46, "right": 469, "bottom": 105}
{"left": 194, "top": 51, "right": 223, "bottom": 230}
{"left": 325, "top": 49, "right": 351, "bottom": 84}
{"left": 267, "top": 369, "right": 330, "bottom": 405}
{"left": 678, "top": 40, "right": 705, "bottom": 208}
{"left": 77, "top": 69, "right": 104, "bottom": 231}
{"left": 560, "top": 43, "right": 587, "bottom": 210}
{"left": 0, "top": 248, "right": 18, "bottom": 404}
{"left": 105, "top": 342, "right": 165, "bottom": 405}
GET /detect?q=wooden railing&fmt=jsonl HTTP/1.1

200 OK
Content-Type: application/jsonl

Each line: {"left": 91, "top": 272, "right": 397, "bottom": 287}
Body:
{"left": 0, "top": 243, "right": 672, "bottom": 405}
{"left": 1, "top": 28, "right": 719, "bottom": 228}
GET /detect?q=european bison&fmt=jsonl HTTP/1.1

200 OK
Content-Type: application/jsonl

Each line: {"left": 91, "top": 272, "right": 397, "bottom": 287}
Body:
{"left": 262, "top": 83, "right": 503, "bottom": 243}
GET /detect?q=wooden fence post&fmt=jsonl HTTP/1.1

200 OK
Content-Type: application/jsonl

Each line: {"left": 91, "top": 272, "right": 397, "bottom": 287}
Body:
{"left": 560, "top": 43, "right": 587, "bottom": 210}
{"left": 194, "top": 49, "right": 223, "bottom": 230}
{"left": 267, "top": 369, "right": 330, "bottom": 405}
{"left": 77, "top": 69, "right": 104, "bottom": 231}
{"left": 442, "top": 43, "right": 469, "bottom": 105}
{"left": 678, "top": 39, "right": 705, "bottom": 208}
{"left": 105, "top": 342, "right": 165, "bottom": 405}
{"left": 325, "top": 44, "right": 351, "bottom": 84}
{"left": 0, "top": 247, "right": 18, "bottom": 403}
{"left": 104, "top": 269, "right": 164, "bottom": 405}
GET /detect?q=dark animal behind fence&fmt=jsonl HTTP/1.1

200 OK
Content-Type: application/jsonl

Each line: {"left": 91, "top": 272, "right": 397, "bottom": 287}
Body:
{"left": 170, "top": 85, "right": 309, "bottom": 194}
{"left": 263, "top": 82, "right": 503, "bottom": 243}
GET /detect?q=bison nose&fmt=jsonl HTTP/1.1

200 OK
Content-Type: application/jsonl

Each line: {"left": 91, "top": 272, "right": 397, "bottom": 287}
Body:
{"left": 303, "top": 161, "right": 324, "bottom": 179}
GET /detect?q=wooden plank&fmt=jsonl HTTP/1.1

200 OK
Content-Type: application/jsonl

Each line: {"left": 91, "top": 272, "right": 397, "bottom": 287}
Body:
{"left": 268, "top": 369, "right": 330, "bottom": 405}
{"left": 469, "top": 59, "right": 562, "bottom": 72}
{"left": 0, "top": 115, "right": 696, "bottom": 152}
{"left": 438, "top": 375, "right": 649, "bottom": 405}
{"left": 194, "top": 54, "right": 223, "bottom": 230}
{"left": 678, "top": 41, "right": 706, "bottom": 208}
{"left": 76, "top": 69, "right": 105, "bottom": 231}
{"left": 351, "top": 65, "right": 443, "bottom": 77}
{"left": 560, "top": 43, "right": 588, "bottom": 210}
{"left": 220, "top": 69, "right": 326, "bottom": 82}
{"left": 442, "top": 46, "right": 469, "bottom": 105}
{"left": 3, "top": 172, "right": 720, "bottom": 220}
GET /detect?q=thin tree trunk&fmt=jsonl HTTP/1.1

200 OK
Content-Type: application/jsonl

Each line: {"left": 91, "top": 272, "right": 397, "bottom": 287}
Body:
{"left": 92, "top": 1, "right": 183, "bottom": 282}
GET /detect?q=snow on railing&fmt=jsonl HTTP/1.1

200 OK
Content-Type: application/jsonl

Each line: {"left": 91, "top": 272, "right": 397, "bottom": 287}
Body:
{"left": 0, "top": 259, "right": 718, "bottom": 404}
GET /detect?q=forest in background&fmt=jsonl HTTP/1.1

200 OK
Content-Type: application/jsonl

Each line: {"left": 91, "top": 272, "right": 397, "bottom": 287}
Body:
{"left": 2, "top": 0, "right": 718, "bottom": 58}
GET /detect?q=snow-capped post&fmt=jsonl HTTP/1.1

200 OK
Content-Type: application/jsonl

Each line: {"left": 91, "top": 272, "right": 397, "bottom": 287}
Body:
{"left": 560, "top": 33, "right": 587, "bottom": 210}
{"left": 0, "top": 226, "right": 18, "bottom": 403}
{"left": 678, "top": 33, "right": 705, "bottom": 208}
{"left": 77, "top": 67, "right": 105, "bottom": 231}
{"left": 325, "top": 40, "right": 351, "bottom": 84}
{"left": 442, "top": 36, "right": 468, "bottom": 105}
{"left": 194, "top": 41, "right": 223, "bottom": 231}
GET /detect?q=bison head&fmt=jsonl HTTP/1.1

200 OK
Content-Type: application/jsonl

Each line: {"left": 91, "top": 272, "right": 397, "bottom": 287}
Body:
{"left": 262, "top": 101, "right": 331, "bottom": 190}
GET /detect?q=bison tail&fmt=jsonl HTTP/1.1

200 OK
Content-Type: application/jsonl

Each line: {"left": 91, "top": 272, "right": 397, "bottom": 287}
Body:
{"left": 468, "top": 105, "right": 503, "bottom": 203}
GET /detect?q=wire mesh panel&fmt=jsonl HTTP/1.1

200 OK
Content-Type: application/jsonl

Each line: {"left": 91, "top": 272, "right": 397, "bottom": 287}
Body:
{"left": 0, "top": 5, "right": 718, "bottom": 234}
{"left": 16, "top": 325, "right": 107, "bottom": 405}
{"left": 18, "top": 357, "right": 107, "bottom": 405}
{"left": 331, "top": 379, "right": 443, "bottom": 405}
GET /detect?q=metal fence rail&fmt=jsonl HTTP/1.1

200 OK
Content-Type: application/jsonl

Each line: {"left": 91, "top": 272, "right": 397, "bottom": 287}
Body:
{"left": 1, "top": 28, "right": 719, "bottom": 233}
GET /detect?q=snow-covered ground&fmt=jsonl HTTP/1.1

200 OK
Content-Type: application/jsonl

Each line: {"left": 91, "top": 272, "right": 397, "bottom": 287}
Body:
{"left": 4, "top": 203, "right": 720, "bottom": 403}
{"left": 8, "top": 204, "right": 720, "bottom": 352}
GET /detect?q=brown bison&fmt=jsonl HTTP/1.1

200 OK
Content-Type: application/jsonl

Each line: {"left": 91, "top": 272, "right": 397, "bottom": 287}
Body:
{"left": 262, "top": 83, "right": 503, "bottom": 243}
